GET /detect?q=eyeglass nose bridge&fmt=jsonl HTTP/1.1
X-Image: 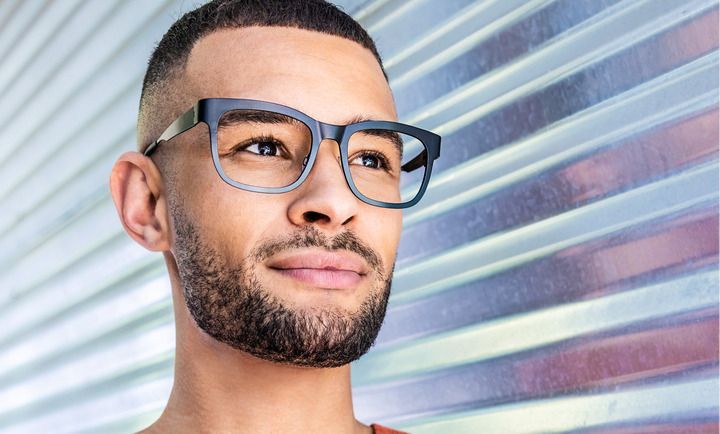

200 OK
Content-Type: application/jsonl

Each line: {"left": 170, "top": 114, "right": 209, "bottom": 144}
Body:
{"left": 302, "top": 121, "right": 348, "bottom": 171}
{"left": 317, "top": 121, "right": 347, "bottom": 145}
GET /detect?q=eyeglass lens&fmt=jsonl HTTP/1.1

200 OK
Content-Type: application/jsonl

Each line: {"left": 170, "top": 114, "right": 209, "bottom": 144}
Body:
{"left": 216, "top": 109, "right": 428, "bottom": 205}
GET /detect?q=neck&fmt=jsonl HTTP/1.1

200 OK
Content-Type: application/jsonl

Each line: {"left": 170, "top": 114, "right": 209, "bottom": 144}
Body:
{"left": 140, "top": 255, "right": 371, "bottom": 434}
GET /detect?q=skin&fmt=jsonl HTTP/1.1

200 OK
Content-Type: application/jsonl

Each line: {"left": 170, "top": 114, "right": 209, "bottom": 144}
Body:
{"left": 109, "top": 26, "right": 402, "bottom": 433}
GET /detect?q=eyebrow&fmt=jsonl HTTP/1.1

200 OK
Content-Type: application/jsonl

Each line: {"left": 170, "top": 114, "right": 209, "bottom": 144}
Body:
{"left": 345, "top": 114, "right": 376, "bottom": 124}
{"left": 355, "top": 128, "right": 404, "bottom": 158}
{"left": 219, "top": 110, "right": 404, "bottom": 156}
{"left": 219, "top": 110, "right": 305, "bottom": 127}
{"left": 219, "top": 111, "right": 381, "bottom": 126}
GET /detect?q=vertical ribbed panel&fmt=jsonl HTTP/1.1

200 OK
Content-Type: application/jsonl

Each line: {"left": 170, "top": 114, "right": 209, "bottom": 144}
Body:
{"left": 352, "top": 0, "right": 720, "bottom": 432}
{"left": 0, "top": 1, "right": 717, "bottom": 433}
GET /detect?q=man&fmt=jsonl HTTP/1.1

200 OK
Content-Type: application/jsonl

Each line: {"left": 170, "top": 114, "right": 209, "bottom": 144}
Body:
{"left": 109, "top": 0, "right": 440, "bottom": 432}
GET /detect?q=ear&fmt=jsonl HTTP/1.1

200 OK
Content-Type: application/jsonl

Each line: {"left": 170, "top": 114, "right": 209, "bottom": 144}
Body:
{"left": 109, "top": 151, "right": 171, "bottom": 251}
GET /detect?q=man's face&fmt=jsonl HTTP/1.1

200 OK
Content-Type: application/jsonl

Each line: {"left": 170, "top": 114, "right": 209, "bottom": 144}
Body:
{"left": 163, "top": 27, "right": 402, "bottom": 367}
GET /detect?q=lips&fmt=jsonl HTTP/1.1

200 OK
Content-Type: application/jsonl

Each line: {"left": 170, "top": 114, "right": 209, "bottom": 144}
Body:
{"left": 267, "top": 250, "right": 369, "bottom": 289}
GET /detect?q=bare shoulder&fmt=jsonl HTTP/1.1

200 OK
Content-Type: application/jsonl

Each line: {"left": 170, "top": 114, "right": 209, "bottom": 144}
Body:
{"left": 355, "top": 420, "right": 375, "bottom": 434}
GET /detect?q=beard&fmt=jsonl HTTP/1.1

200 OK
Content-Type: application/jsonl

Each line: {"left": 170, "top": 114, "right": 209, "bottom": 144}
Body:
{"left": 170, "top": 204, "right": 393, "bottom": 368}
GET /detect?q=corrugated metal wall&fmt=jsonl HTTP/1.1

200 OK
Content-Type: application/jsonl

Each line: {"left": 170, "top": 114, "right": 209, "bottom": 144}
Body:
{"left": 0, "top": 0, "right": 717, "bottom": 433}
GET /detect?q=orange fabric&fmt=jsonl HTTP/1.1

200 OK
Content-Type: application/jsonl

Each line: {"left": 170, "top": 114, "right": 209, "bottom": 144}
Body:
{"left": 371, "top": 423, "right": 409, "bottom": 434}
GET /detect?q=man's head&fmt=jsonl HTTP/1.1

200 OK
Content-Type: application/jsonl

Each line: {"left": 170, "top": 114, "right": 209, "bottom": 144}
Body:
{"left": 111, "top": 0, "right": 402, "bottom": 368}
{"left": 137, "top": 0, "right": 389, "bottom": 152}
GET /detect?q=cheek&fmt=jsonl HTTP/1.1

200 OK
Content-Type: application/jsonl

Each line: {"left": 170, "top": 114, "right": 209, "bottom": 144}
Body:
{"left": 206, "top": 191, "right": 270, "bottom": 257}
{"left": 176, "top": 168, "right": 263, "bottom": 259}
{"left": 366, "top": 209, "right": 403, "bottom": 268}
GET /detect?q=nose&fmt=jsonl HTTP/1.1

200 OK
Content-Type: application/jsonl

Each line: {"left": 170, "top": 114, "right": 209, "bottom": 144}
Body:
{"left": 286, "top": 139, "right": 360, "bottom": 229}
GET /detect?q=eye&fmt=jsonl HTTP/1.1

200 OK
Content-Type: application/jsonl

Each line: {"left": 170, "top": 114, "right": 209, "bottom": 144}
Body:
{"left": 230, "top": 136, "right": 287, "bottom": 158}
{"left": 245, "top": 141, "right": 278, "bottom": 156}
{"left": 349, "top": 150, "right": 390, "bottom": 170}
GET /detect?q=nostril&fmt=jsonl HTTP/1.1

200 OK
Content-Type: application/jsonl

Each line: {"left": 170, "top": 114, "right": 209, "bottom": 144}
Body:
{"left": 303, "top": 211, "right": 328, "bottom": 223}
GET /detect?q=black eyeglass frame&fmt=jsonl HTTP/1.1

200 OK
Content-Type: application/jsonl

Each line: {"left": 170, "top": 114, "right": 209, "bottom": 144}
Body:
{"left": 144, "top": 98, "right": 441, "bottom": 209}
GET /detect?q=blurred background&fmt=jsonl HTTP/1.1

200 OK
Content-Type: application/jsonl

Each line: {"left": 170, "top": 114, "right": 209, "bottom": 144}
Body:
{"left": 0, "top": 0, "right": 718, "bottom": 433}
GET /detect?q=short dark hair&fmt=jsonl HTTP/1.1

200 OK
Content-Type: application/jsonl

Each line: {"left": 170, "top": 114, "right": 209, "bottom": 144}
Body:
{"left": 137, "top": 0, "right": 386, "bottom": 152}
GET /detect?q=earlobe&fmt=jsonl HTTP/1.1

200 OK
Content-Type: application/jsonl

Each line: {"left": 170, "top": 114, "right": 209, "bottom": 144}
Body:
{"left": 109, "top": 151, "right": 171, "bottom": 252}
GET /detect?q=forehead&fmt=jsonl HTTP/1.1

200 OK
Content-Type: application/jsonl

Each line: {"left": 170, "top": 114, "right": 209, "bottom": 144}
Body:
{"left": 182, "top": 26, "right": 397, "bottom": 124}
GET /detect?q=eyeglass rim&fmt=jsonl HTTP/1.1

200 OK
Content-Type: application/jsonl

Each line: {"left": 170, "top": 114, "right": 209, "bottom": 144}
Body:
{"left": 144, "top": 97, "right": 441, "bottom": 209}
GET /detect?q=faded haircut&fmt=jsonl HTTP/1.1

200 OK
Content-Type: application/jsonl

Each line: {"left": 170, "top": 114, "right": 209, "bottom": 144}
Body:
{"left": 137, "top": 0, "right": 387, "bottom": 153}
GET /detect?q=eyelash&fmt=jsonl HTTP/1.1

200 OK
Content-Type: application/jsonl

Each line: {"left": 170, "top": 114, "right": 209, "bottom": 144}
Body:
{"left": 351, "top": 149, "right": 392, "bottom": 171}
{"left": 230, "top": 135, "right": 393, "bottom": 171}
{"left": 233, "top": 135, "right": 286, "bottom": 156}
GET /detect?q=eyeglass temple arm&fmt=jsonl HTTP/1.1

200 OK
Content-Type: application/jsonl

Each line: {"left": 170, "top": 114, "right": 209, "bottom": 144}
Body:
{"left": 144, "top": 106, "right": 198, "bottom": 156}
{"left": 401, "top": 150, "right": 427, "bottom": 172}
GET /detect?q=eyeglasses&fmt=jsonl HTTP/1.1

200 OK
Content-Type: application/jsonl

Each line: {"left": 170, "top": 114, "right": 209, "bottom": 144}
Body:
{"left": 144, "top": 98, "right": 441, "bottom": 209}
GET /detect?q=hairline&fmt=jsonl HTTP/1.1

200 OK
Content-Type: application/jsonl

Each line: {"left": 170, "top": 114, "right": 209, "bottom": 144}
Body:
{"left": 137, "top": 25, "right": 389, "bottom": 155}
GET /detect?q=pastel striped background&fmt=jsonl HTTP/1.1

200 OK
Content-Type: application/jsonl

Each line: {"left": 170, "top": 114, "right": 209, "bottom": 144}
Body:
{"left": 0, "top": 1, "right": 717, "bottom": 432}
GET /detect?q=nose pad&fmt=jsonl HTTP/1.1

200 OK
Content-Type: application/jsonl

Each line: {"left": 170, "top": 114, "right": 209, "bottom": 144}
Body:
{"left": 300, "top": 152, "right": 341, "bottom": 182}
{"left": 302, "top": 140, "right": 344, "bottom": 173}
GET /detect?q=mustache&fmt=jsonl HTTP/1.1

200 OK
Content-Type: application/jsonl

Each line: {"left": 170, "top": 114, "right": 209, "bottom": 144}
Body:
{"left": 250, "top": 225, "right": 384, "bottom": 276}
